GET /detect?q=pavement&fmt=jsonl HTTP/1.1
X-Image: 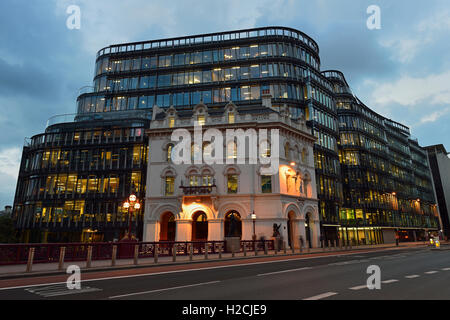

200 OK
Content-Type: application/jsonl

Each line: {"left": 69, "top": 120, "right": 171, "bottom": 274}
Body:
{"left": 0, "top": 241, "right": 449, "bottom": 300}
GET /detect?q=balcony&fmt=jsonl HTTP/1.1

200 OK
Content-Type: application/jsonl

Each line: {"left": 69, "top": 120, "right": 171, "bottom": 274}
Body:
{"left": 180, "top": 185, "right": 216, "bottom": 196}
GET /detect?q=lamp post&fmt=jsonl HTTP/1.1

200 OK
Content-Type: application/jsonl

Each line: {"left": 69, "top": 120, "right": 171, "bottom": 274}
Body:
{"left": 251, "top": 212, "right": 257, "bottom": 241}
{"left": 123, "top": 194, "right": 140, "bottom": 241}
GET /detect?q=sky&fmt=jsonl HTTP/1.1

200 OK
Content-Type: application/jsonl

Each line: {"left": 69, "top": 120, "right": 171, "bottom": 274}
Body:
{"left": 0, "top": 0, "right": 450, "bottom": 209}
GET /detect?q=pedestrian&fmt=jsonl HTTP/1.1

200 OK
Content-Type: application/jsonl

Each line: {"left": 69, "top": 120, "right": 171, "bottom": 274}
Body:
{"left": 299, "top": 235, "right": 304, "bottom": 248}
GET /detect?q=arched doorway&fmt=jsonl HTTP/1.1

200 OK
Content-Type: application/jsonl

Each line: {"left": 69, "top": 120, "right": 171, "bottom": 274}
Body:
{"left": 287, "top": 211, "right": 296, "bottom": 248}
{"left": 192, "top": 212, "right": 208, "bottom": 241}
{"left": 160, "top": 212, "right": 176, "bottom": 241}
{"left": 224, "top": 211, "right": 242, "bottom": 238}
{"left": 305, "top": 214, "right": 312, "bottom": 248}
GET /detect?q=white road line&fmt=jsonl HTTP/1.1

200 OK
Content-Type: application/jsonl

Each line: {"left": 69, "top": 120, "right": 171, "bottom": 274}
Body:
{"left": 405, "top": 275, "right": 420, "bottom": 279}
{"left": 349, "top": 285, "right": 367, "bottom": 290}
{"left": 109, "top": 281, "right": 221, "bottom": 299}
{"left": 0, "top": 250, "right": 390, "bottom": 291}
{"left": 257, "top": 267, "right": 312, "bottom": 277}
{"left": 303, "top": 292, "right": 338, "bottom": 300}
{"left": 425, "top": 271, "right": 438, "bottom": 274}
{"left": 382, "top": 279, "right": 399, "bottom": 284}
{"left": 442, "top": 268, "right": 450, "bottom": 271}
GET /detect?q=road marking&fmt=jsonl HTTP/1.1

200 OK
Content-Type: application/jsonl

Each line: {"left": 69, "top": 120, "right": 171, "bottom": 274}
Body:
{"left": 405, "top": 275, "right": 420, "bottom": 279}
{"left": 441, "top": 268, "right": 450, "bottom": 271}
{"left": 425, "top": 271, "right": 438, "bottom": 274}
{"left": 25, "top": 284, "right": 102, "bottom": 298}
{"left": 0, "top": 249, "right": 395, "bottom": 291}
{"left": 303, "top": 292, "right": 338, "bottom": 300}
{"left": 382, "top": 279, "right": 399, "bottom": 284}
{"left": 257, "top": 267, "right": 312, "bottom": 277}
{"left": 109, "top": 281, "right": 221, "bottom": 299}
{"left": 349, "top": 285, "right": 367, "bottom": 290}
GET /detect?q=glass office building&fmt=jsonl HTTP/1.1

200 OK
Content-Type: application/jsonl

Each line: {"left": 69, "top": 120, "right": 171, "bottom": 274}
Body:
{"left": 324, "top": 70, "right": 439, "bottom": 244}
{"left": 12, "top": 27, "right": 438, "bottom": 243}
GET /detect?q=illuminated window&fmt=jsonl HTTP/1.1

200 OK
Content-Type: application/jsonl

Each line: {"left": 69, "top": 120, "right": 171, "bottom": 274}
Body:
{"left": 167, "top": 144, "right": 173, "bottom": 162}
{"left": 165, "top": 177, "right": 175, "bottom": 196}
{"left": 227, "top": 142, "right": 237, "bottom": 159}
{"left": 197, "top": 115, "right": 205, "bottom": 126}
{"left": 169, "top": 117, "right": 175, "bottom": 128}
{"left": 228, "top": 113, "right": 235, "bottom": 124}
{"left": 227, "top": 175, "right": 238, "bottom": 194}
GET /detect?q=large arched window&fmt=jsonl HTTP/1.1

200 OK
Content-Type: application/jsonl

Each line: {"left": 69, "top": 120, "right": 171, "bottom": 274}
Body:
{"left": 192, "top": 211, "right": 208, "bottom": 241}
{"left": 224, "top": 211, "right": 242, "bottom": 238}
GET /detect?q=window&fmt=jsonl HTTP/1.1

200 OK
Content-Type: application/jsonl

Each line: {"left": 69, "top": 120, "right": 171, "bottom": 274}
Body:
{"left": 165, "top": 176, "right": 175, "bottom": 196}
{"left": 227, "top": 175, "right": 238, "bottom": 194}
{"left": 169, "top": 117, "right": 175, "bottom": 128}
{"left": 167, "top": 144, "right": 173, "bottom": 162}
{"left": 261, "top": 175, "right": 272, "bottom": 193}
{"left": 197, "top": 115, "right": 205, "bottom": 126}
{"left": 228, "top": 113, "right": 235, "bottom": 124}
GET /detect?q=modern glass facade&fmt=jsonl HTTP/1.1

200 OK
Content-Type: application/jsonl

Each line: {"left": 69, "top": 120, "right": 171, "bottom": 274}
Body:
{"left": 12, "top": 27, "right": 438, "bottom": 243}
{"left": 323, "top": 70, "right": 439, "bottom": 244}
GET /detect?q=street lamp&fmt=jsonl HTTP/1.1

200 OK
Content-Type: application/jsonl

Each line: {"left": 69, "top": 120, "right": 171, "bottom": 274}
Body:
{"left": 251, "top": 212, "right": 257, "bottom": 241}
{"left": 122, "top": 194, "right": 140, "bottom": 241}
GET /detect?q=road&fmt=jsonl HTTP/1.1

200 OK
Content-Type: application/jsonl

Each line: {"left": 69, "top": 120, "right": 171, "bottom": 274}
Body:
{"left": 0, "top": 246, "right": 449, "bottom": 300}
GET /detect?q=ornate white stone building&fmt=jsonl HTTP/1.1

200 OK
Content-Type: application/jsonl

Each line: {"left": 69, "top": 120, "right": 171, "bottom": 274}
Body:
{"left": 143, "top": 97, "right": 320, "bottom": 248}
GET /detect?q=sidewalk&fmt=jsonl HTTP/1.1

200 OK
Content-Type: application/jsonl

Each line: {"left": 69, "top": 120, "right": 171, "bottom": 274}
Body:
{"left": 0, "top": 241, "right": 433, "bottom": 279}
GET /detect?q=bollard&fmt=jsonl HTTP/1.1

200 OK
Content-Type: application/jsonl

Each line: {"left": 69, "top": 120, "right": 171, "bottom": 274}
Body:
{"left": 218, "top": 243, "right": 222, "bottom": 259}
{"left": 243, "top": 243, "right": 247, "bottom": 257}
{"left": 154, "top": 244, "right": 159, "bottom": 264}
{"left": 299, "top": 243, "right": 303, "bottom": 254}
{"left": 349, "top": 240, "right": 353, "bottom": 250}
{"left": 255, "top": 242, "right": 258, "bottom": 256}
{"left": 264, "top": 242, "right": 268, "bottom": 255}
{"left": 205, "top": 243, "right": 209, "bottom": 260}
{"left": 26, "top": 248, "right": 35, "bottom": 273}
{"left": 307, "top": 241, "right": 310, "bottom": 253}
{"left": 189, "top": 243, "right": 194, "bottom": 261}
{"left": 86, "top": 246, "right": 93, "bottom": 269}
{"left": 322, "top": 240, "right": 326, "bottom": 252}
{"left": 58, "top": 247, "right": 66, "bottom": 271}
{"left": 173, "top": 244, "right": 177, "bottom": 262}
{"left": 274, "top": 239, "right": 279, "bottom": 253}
{"left": 134, "top": 245, "right": 139, "bottom": 265}
{"left": 283, "top": 241, "right": 287, "bottom": 254}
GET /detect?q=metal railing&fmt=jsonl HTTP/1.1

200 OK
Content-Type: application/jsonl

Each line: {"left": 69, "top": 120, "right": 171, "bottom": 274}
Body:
{"left": 0, "top": 240, "right": 276, "bottom": 267}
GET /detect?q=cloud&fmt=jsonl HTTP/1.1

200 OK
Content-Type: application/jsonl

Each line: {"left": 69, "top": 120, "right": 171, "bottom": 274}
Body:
{"left": 420, "top": 107, "right": 450, "bottom": 124}
{"left": 0, "top": 147, "right": 21, "bottom": 206}
{"left": 368, "top": 70, "right": 450, "bottom": 106}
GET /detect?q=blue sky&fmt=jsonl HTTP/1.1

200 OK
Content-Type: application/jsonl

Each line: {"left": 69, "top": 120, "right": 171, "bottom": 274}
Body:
{"left": 0, "top": 0, "right": 449, "bottom": 208}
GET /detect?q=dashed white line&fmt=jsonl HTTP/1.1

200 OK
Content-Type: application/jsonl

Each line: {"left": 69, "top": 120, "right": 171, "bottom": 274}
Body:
{"left": 425, "top": 271, "right": 438, "bottom": 274}
{"left": 405, "top": 275, "right": 420, "bottom": 279}
{"left": 109, "top": 281, "right": 221, "bottom": 299}
{"left": 441, "top": 268, "right": 450, "bottom": 271}
{"left": 257, "top": 267, "right": 312, "bottom": 277}
{"left": 303, "top": 292, "right": 338, "bottom": 300}
{"left": 382, "top": 279, "right": 399, "bottom": 284}
{"left": 349, "top": 285, "right": 367, "bottom": 290}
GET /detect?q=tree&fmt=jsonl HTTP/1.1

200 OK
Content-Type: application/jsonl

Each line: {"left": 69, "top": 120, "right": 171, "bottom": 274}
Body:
{"left": 0, "top": 216, "right": 18, "bottom": 243}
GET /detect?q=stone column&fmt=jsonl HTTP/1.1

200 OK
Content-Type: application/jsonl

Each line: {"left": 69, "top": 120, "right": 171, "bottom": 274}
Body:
{"left": 176, "top": 220, "right": 192, "bottom": 242}
{"left": 208, "top": 219, "right": 224, "bottom": 241}
{"left": 143, "top": 220, "right": 158, "bottom": 242}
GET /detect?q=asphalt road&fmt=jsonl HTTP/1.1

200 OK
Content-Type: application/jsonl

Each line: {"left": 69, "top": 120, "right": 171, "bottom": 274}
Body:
{"left": 1, "top": 247, "right": 449, "bottom": 300}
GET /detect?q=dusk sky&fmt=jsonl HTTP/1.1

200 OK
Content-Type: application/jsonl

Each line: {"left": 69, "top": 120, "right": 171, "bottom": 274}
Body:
{"left": 1, "top": 0, "right": 449, "bottom": 209}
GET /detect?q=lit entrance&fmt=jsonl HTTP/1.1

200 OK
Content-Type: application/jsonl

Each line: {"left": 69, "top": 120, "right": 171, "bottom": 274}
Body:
{"left": 160, "top": 212, "right": 176, "bottom": 241}
{"left": 192, "top": 212, "right": 208, "bottom": 241}
{"left": 224, "top": 211, "right": 242, "bottom": 238}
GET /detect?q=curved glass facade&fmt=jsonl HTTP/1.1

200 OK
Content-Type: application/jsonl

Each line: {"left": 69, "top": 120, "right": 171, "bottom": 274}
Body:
{"left": 324, "top": 70, "right": 439, "bottom": 244}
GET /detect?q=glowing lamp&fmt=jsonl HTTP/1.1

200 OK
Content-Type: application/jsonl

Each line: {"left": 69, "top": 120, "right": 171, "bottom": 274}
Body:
{"left": 123, "top": 202, "right": 130, "bottom": 209}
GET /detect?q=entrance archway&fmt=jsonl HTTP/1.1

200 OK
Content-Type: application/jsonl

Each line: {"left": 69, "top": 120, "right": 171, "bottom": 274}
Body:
{"left": 160, "top": 212, "right": 176, "bottom": 241}
{"left": 224, "top": 211, "right": 242, "bottom": 238}
{"left": 287, "top": 211, "right": 296, "bottom": 248}
{"left": 192, "top": 212, "right": 208, "bottom": 241}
